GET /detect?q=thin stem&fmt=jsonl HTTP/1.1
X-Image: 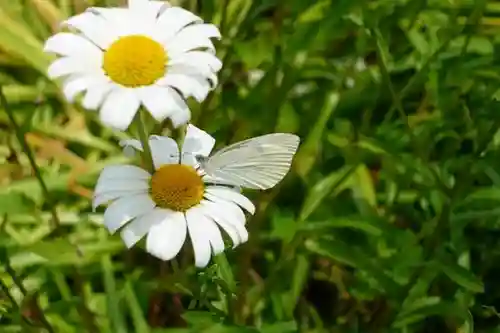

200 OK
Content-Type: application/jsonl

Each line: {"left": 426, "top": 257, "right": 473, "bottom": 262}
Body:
{"left": 0, "top": 87, "right": 60, "bottom": 229}
{"left": 219, "top": 0, "right": 230, "bottom": 35}
{"left": 4, "top": 261, "right": 56, "bottom": 333}
{"left": 373, "top": 28, "right": 408, "bottom": 125}
{"left": 73, "top": 268, "right": 99, "bottom": 332}
{"left": 0, "top": 277, "right": 19, "bottom": 308}
{"left": 4, "top": 263, "right": 27, "bottom": 296}
{"left": 136, "top": 110, "right": 154, "bottom": 173}
{"left": 0, "top": 278, "right": 36, "bottom": 331}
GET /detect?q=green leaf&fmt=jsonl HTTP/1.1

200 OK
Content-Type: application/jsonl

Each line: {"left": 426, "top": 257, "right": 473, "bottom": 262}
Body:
{"left": 295, "top": 92, "right": 339, "bottom": 178}
{"left": 124, "top": 281, "right": 150, "bottom": 333}
{"left": 205, "top": 325, "right": 258, "bottom": 333}
{"left": 20, "top": 238, "right": 123, "bottom": 266}
{"left": 393, "top": 301, "right": 465, "bottom": 328}
{"left": 297, "top": 0, "right": 330, "bottom": 23}
{"left": 327, "top": 133, "right": 389, "bottom": 155}
{"left": 260, "top": 321, "right": 297, "bottom": 333}
{"left": 0, "top": 193, "right": 34, "bottom": 215}
{"left": 213, "top": 253, "right": 236, "bottom": 292}
{"left": 458, "top": 187, "right": 500, "bottom": 206}
{"left": 405, "top": 27, "right": 430, "bottom": 55}
{"left": 457, "top": 310, "right": 474, "bottom": 333}
{"left": 0, "top": 7, "right": 51, "bottom": 75}
{"left": 301, "top": 217, "right": 383, "bottom": 236}
{"left": 400, "top": 265, "right": 440, "bottom": 308}
{"left": 440, "top": 260, "right": 484, "bottom": 293}
{"left": 352, "top": 164, "right": 377, "bottom": 211}
{"left": 452, "top": 36, "right": 494, "bottom": 55}
{"left": 305, "top": 239, "right": 399, "bottom": 293}
{"left": 284, "top": 255, "right": 309, "bottom": 317}
{"left": 305, "top": 238, "right": 360, "bottom": 268}
{"left": 234, "top": 36, "right": 273, "bottom": 68}
{"left": 397, "top": 296, "right": 441, "bottom": 318}
{"left": 101, "top": 255, "right": 127, "bottom": 333}
{"left": 270, "top": 213, "right": 297, "bottom": 242}
{"left": 181, "top": 312, "right": 240, "bottom": 332}
{"left": 299, "top": 165, "right": 356, "bottom": 221}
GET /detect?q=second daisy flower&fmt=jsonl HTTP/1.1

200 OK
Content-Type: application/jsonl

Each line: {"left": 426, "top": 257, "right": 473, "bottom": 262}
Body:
{"left": 93, "top": 125, "right": 253, "bottom": 267}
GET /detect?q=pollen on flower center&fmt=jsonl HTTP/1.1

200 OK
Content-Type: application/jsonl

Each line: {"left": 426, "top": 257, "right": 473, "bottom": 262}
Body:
{"left": 150, "top": 164, "right": 204, "bottom": 212}
{"left": 103, "top": 35, "right": 167, "bottom": 87}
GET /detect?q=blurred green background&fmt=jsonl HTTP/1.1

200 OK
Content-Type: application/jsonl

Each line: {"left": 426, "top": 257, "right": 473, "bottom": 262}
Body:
{"left": 1, "top": 0, "right": 500, "bottom": 332}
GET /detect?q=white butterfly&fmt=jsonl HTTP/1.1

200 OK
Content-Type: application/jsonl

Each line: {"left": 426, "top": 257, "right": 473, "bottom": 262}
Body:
{"left": 195, "top": 133, "right": 300, "bottom": 190}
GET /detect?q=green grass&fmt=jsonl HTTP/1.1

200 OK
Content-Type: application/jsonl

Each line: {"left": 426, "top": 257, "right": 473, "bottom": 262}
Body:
{"left": 1, "top": 0, "right": 500, "bottom": 332}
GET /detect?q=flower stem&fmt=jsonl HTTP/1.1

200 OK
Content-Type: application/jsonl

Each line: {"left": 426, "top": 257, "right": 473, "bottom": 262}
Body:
{"left": 173, "top": 124, "right": 187, "bottom": 147}
{"left": 136, "top": 109, "right": 154, "bottom": 173}
{"left": 0, "top": 86, "right": 60, "bottom": 229}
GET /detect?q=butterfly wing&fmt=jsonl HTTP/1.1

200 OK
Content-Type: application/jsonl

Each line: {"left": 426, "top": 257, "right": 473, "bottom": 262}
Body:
{"left": 202, "top": 133, "right": 300, "bottom": 190}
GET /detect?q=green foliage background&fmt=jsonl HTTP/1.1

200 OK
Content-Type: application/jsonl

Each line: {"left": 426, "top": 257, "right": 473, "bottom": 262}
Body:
{"left": 0, "top": 0, "right": 500, "bottom": 332}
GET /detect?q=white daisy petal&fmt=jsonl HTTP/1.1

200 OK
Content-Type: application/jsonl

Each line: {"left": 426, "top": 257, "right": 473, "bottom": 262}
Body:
{"left": 94, "top": 178, "right": 149, "bottom": 196}
{"left": 168, "top": 51, "right": 222, "bottom": 76}
{"left": 93, "top": 190, "right": 145, "bottom": 211}
{"left": 180, "top": 124, "right": 215, "bottom": 167}
{"left": 146, "top": 211, "right": 187, "bottom": 261}
{"left": 82, "top": 83, "right": 113, "bottom": 110}
{"left": 120, "top": 139, "right": 142, "bottom": 157}
{"left": 98, "top": 165, "right": 151, "bottom": 182}
{"left": 207, "top": 226, "right": 226, "bottom": 255}
{"left": 200, "top": 200, "right": 248, "bottom": 245}
{"left": 167, "top": 37, "right": 215, "bottom": 56}
{"left": 121, "top": 207, "right": 176, "bottom": 248}
{"left": 156, "top": 74, "right": 209, "bottom": 102}
{"left": 129, "top": 0, "right": 167, "bottom": 21}
{"left": 155, "top": 7, "right": 202, "bottom": 42}
{"left": 62, "top": 75, "right": 93, "bottom": 102}
{"left": 216, "top": 200, "right": 246, "bottom": 226}
{"left": 48, "top": 57, "right": 91, "bottom": 79}
{"left": 166, "top": 24, "right": 221, "bottom": 55}
{"left": 170, "top": 106, "right": 191, "bottom": 128}
{"left": 128, "top": 0, "right": 148, "bottom": 9}
{"left": 204, "top": 211, "right": 240, "bottom": 247}
{"left": 44, "top": 33, "right": 102, "bottom": 59}
{"left": 186, "top": 207, "right": 213, "bottom": 267}
{"left": 206, "top": 72, "right": 219, "bottom": 89}
{"left": 203, "top": 174, "right": 241, "bottom": 188}
{"left": 197, "top": 209, "right": 225, "bottom": 255}
{"left": 183, "top": 124, "right": 216, "bottom": 156}
{"left": 137, "top": 86, "right": 188, "bottom": 122}
{"left": 103, "top": 194, "right": 155, "bottom": 233}
{"left": 94, "top": 165, "right": 150, "bottom": 202}
{"left": 151, "top": 0, "right": 170, "bottom": 14}
{"left": 89, "top": 7, "right": 137, "bottom": 36}
{"left": 181, "top": 24, "right": 221, "bottom": 40}
{"left": 63, "top": 11, "right": 118, "bottom": 49}
{"left": 149, "top": 136, "right": 179, "bottom": 168}
{"left": 205, "top": 186, "right": 255, "bottom": 214}
{"left": 164, "top": 64, "right": 218, "bottom": 88}
{"left": 99, "top": 89, "right": 140, "bottom": 130}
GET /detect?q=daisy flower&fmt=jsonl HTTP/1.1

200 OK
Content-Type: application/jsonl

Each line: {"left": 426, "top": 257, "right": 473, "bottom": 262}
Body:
{"left": 44, "top": 0, "right": 221, "bottom": 130}
{"left": 93, "top": 125, "right": 254, "bottom": 267}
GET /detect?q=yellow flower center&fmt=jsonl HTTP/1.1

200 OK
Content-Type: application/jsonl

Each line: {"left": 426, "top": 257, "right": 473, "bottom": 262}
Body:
{"left": 150, "top": 164, "right": 205, "bottom": 212}
{"left": 102, "top": 35, "right": 167, "bottom": 87}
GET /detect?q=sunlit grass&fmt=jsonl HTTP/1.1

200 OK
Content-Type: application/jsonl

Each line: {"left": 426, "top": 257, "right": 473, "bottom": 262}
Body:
{"left": 0, "top": 0, "right": 499, "bottom": 332}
